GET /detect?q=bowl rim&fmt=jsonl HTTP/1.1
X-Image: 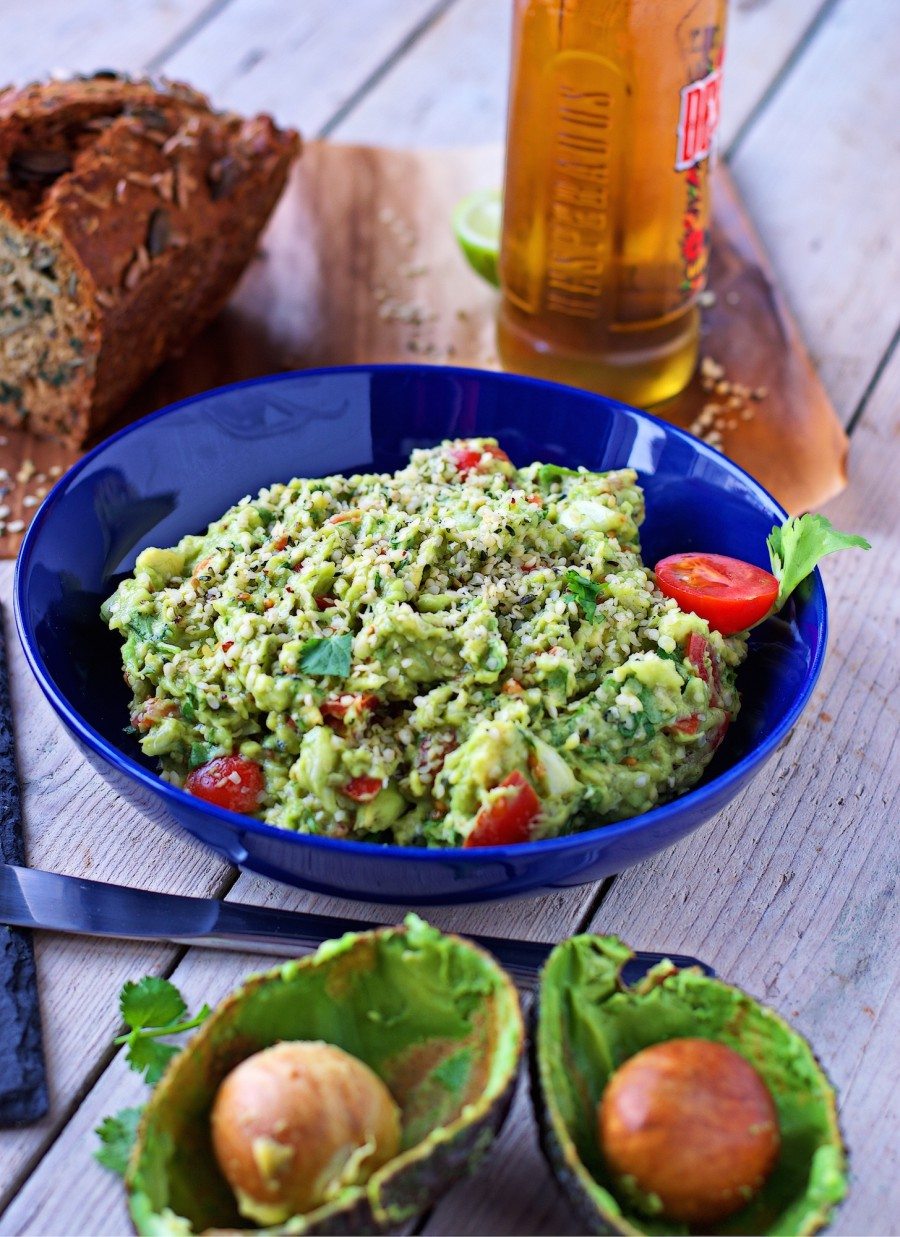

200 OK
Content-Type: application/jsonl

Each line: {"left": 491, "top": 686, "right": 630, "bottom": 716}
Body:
{"left": 14, "top": 363, "right": 828, "bottom": 863}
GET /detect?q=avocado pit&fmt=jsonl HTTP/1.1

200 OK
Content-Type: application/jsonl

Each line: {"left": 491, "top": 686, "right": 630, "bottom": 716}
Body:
{"left": 598, "top": 1037, "right": 780, "bottom": 1225}
{"left": 211, "top": 1041, "right": 401, "bottom": 1224}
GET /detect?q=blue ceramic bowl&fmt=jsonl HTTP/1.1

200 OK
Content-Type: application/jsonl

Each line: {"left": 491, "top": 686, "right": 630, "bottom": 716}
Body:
{"left": 15, "top": 366, "right": 827, "bottom": 904}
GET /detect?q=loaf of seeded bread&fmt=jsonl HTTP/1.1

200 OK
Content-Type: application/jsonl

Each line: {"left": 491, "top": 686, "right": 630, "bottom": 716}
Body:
{"left": 0, "top": 73, "right": 300, "bottom": 444}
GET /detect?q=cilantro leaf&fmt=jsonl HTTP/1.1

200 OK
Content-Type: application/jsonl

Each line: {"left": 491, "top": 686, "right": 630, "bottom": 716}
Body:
{"left": 114, "top": 975, "right": 211, "bottom": 1084}
{"left": 767, "top": 514, "right": 870, "bottom": 610}
{"left": 616, "top": 683, "right": 666, "bottom": 740}
{"left": 189, "top": 740, "right": 219, "bottom": 769}
{"left": 94, "top": 1106, "right": 143, "bottom": 1177}
{"left": 127, "top": 613, "right": 169, "bottom": 643}
{"left": 180, "top": 687, "right": 198, "bottom": 721}
{"left": 126, "top": 1037, "right": 180, "bottom": 1086}
{"left": 120, "top": 977, "right": 186, "bottom": 1030}
{"left": 564, "top": 569, "right": 606, "bottom": 621}
{"left": 300, "top": 634, "right": 353, "bottom": 677}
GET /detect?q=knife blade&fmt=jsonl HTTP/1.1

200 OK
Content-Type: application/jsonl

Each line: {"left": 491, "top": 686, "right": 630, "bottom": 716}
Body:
{"left": 0, "top": 862, "right": 712, "bottom": 989}
{"left": 0, "top": 608, "right": 48, "bottom": 1127}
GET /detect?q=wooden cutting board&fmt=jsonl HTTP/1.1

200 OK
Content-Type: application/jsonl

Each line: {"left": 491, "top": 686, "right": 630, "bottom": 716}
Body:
{"left": 0, "top": 141, "right": 848, "bottom": 557}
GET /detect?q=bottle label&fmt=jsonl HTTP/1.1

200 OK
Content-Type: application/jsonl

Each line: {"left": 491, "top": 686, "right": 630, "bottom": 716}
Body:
{"left": 675, "top": 67, "right": 722, "bottom": 170}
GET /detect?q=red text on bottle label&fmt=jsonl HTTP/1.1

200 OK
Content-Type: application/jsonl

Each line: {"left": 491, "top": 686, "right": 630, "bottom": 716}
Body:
{"left": 675, "top": 68, "right": 722, "bottom": 170}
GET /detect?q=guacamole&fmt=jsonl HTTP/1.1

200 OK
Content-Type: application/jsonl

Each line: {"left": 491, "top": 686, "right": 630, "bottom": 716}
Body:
{"left": 101, "top": 439, "right": 747, "bottom": 846}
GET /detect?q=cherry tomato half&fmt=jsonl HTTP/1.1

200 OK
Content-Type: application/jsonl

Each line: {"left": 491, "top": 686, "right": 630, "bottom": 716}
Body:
{"left": 185, "top": 755, "right": 264, "bottom": 814}
{"left": 655, "top": 552, "right": 778, "bottom": 636}
{"left": 464, "top": 771, "right": 541, "bottom": 848}
{"left": 449, "top": 441, "right": 510, "bottom": 475}
{"left": 342, "top": 775, "right": 384, "bottom": 803}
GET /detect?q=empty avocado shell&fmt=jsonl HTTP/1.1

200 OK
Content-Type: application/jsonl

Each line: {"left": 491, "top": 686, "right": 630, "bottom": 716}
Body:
{"left": 531, "top": 935, "right": 847, "bottom": 1236}
{"left": 127, "top": 916, "right": 524, "bottom": 1235}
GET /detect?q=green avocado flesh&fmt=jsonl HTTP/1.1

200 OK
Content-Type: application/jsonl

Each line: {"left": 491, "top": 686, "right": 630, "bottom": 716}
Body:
{"left": 534, "top": 936, "right": 846, "bottom": 1236}
{"left": 127, "top": 917, "right": 523, "bottom": 1235}
{"left": 101, "top": 439, "right": 746, "bottom": 845}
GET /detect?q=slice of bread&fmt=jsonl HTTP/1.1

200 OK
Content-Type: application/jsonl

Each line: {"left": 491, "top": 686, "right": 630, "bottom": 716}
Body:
{"left": 0, "top": 73, "right": 300, "bottom": 444}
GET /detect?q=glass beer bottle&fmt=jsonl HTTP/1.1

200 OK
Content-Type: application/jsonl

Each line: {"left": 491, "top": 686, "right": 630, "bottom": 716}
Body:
{"left": 498, "top": 0, "right": 727, "bottom": 406}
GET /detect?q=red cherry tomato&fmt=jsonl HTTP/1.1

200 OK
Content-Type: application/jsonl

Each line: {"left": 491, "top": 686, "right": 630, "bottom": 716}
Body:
{"left": 321, "top": 693, "right": 378, "bottom": 722}
{"left": 185, "top": 755, "right": 264, "bottom": 814}
{"left": 655, "top": 553, "right": 779, "bottom": 636}
{"left": 449, "top": 441, "right": 510, "bottom": 474}
{"left": 342, "top": 775, "right": 383, "bottom": 803}
{"left": 464, "top": 771, "right": 541, "bottom": 848}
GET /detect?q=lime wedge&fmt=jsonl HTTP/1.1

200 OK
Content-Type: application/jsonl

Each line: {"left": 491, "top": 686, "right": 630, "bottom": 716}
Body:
{"left": 453, "top": 188, "right": 501, "bottom": 287}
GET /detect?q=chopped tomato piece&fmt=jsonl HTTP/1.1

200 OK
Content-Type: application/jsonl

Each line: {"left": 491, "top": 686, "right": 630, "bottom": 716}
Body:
{"left": 669, "top": 713, "right": 700, "bottom": 735}
{"left": 327, "top": 509, "right": 362, "bottom": 525}
{"left": 220, "top": 640, "right": 234, "bottom": 653}
{"left": 342, "top": 775, "right": 383, "bottom": 803}
{"left": 686, "top": 633, "right": 723, "bottom": 703}
{"left": 414, "top": 735, "right": 457, "bottom": 785}
{"left": 464, "top": 771, "right": 541, "bottom": 848}
{"left": 314, "top": 595, "right": 335, "bottom": 611}
{"left": 130, "top": 697, "right": 176, "bottom": 731}
{"left": 321, "top": 693, "right": 378, "bottom": 721}
{"left": 526, "top": 494, "right": 543, "bottom": 506}
{"left": 686, "top": 632, "right": 711, "bottom": 682}
{"left": 449, "top": 441, "right": 510, "bottom": 474}
{"left": 655, "top": 552, "right": 778, "bottom": 636}
{"left": 272, "top": 534, "right": 289, "bottom": 551}
{"left": 185, "top": 755, "right": 264, "bottom": 814}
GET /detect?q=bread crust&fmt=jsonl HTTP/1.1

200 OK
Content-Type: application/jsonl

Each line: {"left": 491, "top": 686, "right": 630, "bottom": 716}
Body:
{"left": 0, "top": 73, "right": 300, "bottom": 443}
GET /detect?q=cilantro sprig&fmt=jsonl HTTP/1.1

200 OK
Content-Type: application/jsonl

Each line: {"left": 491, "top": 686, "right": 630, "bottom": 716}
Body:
{"left": 563, "top": 569, "right": 607, "bottom": 621}
{"left": 299, "top": 633, "right": 353, "bottom": 677}
{"left": 94, "top": 976, "right": 210, "bottom": 1177}
{"left": 115, "top": 976, "right": 210, "bottom": 1085}
{"left": 767, "top": 514, "right": 870, "bottom": 610}
{"left": 95, "top": 1107, "right": 143, "bottom": 1177}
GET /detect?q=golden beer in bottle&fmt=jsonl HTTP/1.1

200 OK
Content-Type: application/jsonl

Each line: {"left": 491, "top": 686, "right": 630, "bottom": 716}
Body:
{"left": 498, "top": 0, "right": 727, "bottom": 405}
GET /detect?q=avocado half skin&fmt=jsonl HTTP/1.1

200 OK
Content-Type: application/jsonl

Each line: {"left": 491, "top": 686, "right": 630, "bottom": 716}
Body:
{"left": 127, "top": 916, "right": 524, "bottom": 1235}
{"left": 530, "top": 935, "right": 847, "bottom": 1237}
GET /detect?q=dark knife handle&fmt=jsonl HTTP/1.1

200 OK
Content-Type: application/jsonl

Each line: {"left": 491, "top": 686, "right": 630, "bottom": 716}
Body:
{"left": 0, "top": 604, "right": 48, "bottom": 1126}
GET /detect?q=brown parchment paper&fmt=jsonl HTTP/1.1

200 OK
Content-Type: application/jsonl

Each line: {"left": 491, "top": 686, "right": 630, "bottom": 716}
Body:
{"left": 0, "top": 141, "right": 848, "bottom": 556}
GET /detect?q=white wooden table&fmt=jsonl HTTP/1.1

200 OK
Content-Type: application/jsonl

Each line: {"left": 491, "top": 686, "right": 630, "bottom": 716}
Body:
{"left": 0, "top": 2, "right": 898, "bottom": 1233}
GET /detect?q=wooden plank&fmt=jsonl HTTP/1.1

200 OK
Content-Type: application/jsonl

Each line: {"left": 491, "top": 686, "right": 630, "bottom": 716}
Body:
{"left": 422, "top": 345, "right": 900, "bottom": 1237}
{"left": 0, "top": 0, "right": 219, "bottom": 86}
{"left": 0, "top": 564, "right": 234, "bottom": 1210}
{"left": 728, "top": 0, "right": 900, "bottom": 420}
{"left": 330, "top": 0, "right": 830, "bottom": 150}
{"left": 158, "top": 0, "right": 451, "bottom": 132}
{"left": 718, "top": 0, "right": 831, "bottom": 148}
